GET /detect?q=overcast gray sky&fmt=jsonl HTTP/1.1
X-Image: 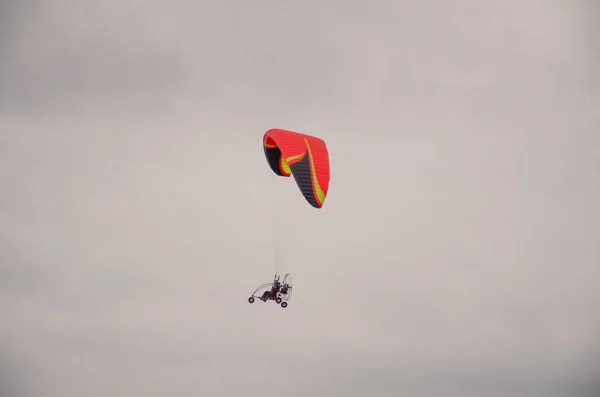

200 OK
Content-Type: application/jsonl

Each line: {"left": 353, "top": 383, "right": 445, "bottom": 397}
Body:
{"left": 1, "top": 0, "right": 599, "bottom": 396}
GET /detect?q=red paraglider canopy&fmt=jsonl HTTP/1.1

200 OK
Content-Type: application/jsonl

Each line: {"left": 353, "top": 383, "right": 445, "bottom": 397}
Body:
{"left": 263, "top": 129, "right": 330, "bottom": 208}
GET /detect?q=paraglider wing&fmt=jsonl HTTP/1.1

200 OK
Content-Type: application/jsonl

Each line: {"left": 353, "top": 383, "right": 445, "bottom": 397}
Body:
{"left": 263, "top": 128, "right": 330, "bottom": 208}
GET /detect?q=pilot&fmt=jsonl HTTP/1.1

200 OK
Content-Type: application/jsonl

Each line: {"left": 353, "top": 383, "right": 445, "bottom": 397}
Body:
{"left": 260, "top": 274, "right": 281, "bottom": 301}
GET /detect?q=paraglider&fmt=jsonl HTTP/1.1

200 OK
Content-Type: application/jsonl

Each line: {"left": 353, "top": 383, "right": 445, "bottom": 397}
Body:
{"left": 247, "top": 129, "right": 329, "bottom": 308}
{"left": 248, "top": 273, "right": 293, "bottom": 308}
{"left": 263, "top": 128, "right": 330, "bottom": 208}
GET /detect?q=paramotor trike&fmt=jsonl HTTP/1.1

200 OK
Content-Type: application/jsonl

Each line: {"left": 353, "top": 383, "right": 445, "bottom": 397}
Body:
{"left": 247, "top": 273, "right": 292, "bottom": 308}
